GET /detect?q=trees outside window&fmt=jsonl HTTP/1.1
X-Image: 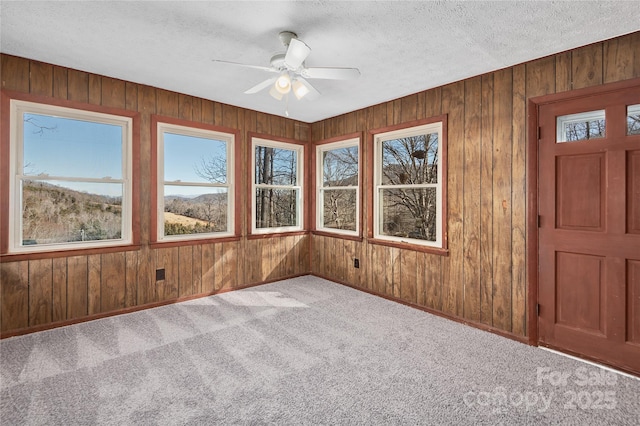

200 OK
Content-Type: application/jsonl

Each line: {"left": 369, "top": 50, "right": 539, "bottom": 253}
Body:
{"left": 316, "top": 138, "right": 359, "bottom": 235}
{"left": 252, "top": 137, "right": 303, "bottom": 233}
{"left": 156, "top": 122, "right": 234, "bottom": 241}
{"left": 373, "top": 120, "right": 445, "bottom": 248}
{"left": 7, "top": 98, "right": 133, "bottom": 253}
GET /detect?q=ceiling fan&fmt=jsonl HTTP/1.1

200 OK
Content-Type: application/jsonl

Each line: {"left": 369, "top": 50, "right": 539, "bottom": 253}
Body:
{"left": 213, "top": 31, "right": 360, "bottom": 102}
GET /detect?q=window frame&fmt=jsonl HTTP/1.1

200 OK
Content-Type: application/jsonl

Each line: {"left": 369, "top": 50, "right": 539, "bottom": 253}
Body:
{"left": 2, "top": 91, "right": 139, "bottom": 257}
{"left": 250, "top": 135, "right": 305, "bottom": 236}
{"left": 314, "top": 135, "right": 361, "bottom": 238}
{"left": 153, "top": 118, "right": 237, "bottom": 243}
{"left": 369, "top": 115, "right": 448, "bottom": 253}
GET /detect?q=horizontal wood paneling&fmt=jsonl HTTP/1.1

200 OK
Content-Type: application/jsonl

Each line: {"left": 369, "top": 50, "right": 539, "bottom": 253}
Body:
{"left": 311, "top": 32, "right": 640, "bottom": 338}
{"left": 0, "top": 54, "right": 310, "bottom": 336}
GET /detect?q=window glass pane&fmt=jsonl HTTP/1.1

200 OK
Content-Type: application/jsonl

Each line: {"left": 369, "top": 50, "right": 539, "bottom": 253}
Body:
{"left": 381, "top": 133, "right": 438, "bottom": 185}
{"left": 255, "top": 188, "right": 298, "bottom": 228}
{"left": 323, "top": 146, "right": 358, "bottom": 187}
{"left": 379, "top": 188, "right": 437, "bottom": 241}
{"left": 22, "top": 179, "right": 123, "bottom": 245}
{"left": 164, "top": 132, "right": 227, "bottom": 184}
{"left": 321, "top": 189, "right": 357, "bottom": 231}
{"left": 557, "top": 110, "right": 605, "bottom": 142}
{"left": 628, "top": 105, "right": 640, "bottom": 135}
{"left": 255, "top": 146, "right": 297, "bottom": 185}
{"left": 23, "top": 113, "right": 123, "bottom": 179}
{"left": 164, "top": 186, "right": 228, "bottom": 235}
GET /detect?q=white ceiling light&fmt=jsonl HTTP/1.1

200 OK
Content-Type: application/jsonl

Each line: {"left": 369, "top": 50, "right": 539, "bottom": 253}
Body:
{"left": 292, "top": 79, "right": 310, "bottom": 100}
{"left": 274, "top": 72, "right": 291, "bottom": 95}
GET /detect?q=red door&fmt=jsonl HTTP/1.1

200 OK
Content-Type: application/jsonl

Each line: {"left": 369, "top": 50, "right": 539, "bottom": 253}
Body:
{"left": 538, "top": 83, "right": 640, "bottom": 375}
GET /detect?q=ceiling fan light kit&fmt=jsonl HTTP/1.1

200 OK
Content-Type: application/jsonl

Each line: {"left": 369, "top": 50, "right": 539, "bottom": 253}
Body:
{"left": 213, "top": 30, "right": 360, "bottom": 114}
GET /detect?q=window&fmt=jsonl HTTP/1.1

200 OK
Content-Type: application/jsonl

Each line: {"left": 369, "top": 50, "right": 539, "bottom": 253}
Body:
{"left": 156, "top": 121, "right": 235, "bottom": 241}
{"left": 252, "top": 137, "right": 304, "bottom": 234}
{"left": 556, "top": 110, "right": 605, "bottom": 142}
{"left": 373, "top": 120, "right": 445, "bottom": 248}
{"left": 628, "top": 104, "right": 640, "bottom": 135}
{"left": 7, "top": 99, "right": 133, "bottom": 253}
{"left": 316, "top": 138, "right": 360, "bottom": 235}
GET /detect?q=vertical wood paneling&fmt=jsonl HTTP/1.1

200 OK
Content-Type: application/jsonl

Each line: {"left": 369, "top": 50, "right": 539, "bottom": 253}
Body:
{"left": 101, "top": 77, "right": 126, "bottom": 109}
{"left": 125, "top": 251, "right": 138, "bottom": 308}
{"left": 555, "top": 52, "right": 572, "bottom": 92}
{"left": 492, "top": 68, "right": 514, "bottom": 331}
{"left": 67, "top": 69, "right": 89, "bottom": 103}
{"left": 1, "top": 55, "right": 30, "bottom": 91}
{"left": 571, "top": 43, "right": 603, "bottom": 90}
{"left": 511, "top": 64, "right": 527, "bottom": 336}
{"left": 100, "top": 252, "right": 125, "bottom": 312}
{"left": 441, "top": 81, "right": 465, "bottom": 317}
{"left": 178, "top": 246, "right": 194, "bottom": 297}
{"left": 603, "top": 32, "right": 640, "bottom": 83}
{"left": 52, "top": 66, "right": 68, "bottom": 99}
{"left": 400, "top": 250, "right": 417, "bottom": 303}
{"left": 125, "top": 82, "right": 138, "bottom": 111}
{"left": 214, "top": 243, "right": 224, "bottom": 291}
{"left": 87, "top": 254, "right": 101, "bottom": 315}
{"left": 201, "top": 244, "right": 215, "bottom": 293}
{"left": 391, "top": 247, "right": 401, "bottom": 299}
{"left": 463, "top": 77, "right": 482, "bottom": 322}
{"left": 67, "top": 256, "right": 88, "bottom": 320}
{"left": 29, "top": 61, "right": 53, "bottom": 97}
{"left": 480, "top": 74, "right": 494, "bottom": 325}
{"left": 2, "top": 33, "right": 638, "bottom": 338}
{"left": 52, "top": 257, "right": 67, "bottom": 322}
{"left": 425, "top": 254, "right": 442, "bottom": 310}
{"left": 222, "top": 241, "right": 237, "bottom": 289}
{"left": 88, "top": 74, "right": 101, "bottom": 105}
{"left": 157, "top": 90, "right": 179, "bottom": 117}
{"left": 28, "top": 259, "right": 52, "bottom": 325}
{"left": 0, "top": 262, "right": 28, "bottom": 332}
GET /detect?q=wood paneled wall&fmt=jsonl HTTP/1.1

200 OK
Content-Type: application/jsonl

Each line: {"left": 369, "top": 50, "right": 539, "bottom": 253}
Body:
{"left": 0, "top": 54, "right": 310, "bottom": 335}
{"left": 310, "top": 32, "right": 640, "bottom": 338}
{"left": 1, "top": 31, "right": 638, "bottom": 338}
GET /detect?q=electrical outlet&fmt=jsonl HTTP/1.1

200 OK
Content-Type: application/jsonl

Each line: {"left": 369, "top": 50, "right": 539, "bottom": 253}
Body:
{"left": 354, "top": 258, "right": 360, "bottom": 268}
{"left": 156, "top": 268, "right": 165, "bottom": 281}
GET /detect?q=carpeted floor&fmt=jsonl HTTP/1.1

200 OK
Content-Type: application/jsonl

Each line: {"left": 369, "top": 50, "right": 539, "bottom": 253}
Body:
{"left": 1, "top": 276, "right": 639, "bottom": 425}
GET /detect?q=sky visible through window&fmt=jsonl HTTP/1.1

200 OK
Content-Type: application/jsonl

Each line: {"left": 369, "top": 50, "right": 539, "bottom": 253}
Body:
{"left": 23, "top": 113, "right": 123, "bottom": 196}
{"left": 163, "top": 132, "right": 227, "bottom": 196}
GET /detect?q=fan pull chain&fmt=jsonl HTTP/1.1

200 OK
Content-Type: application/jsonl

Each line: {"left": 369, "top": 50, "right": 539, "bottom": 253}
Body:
{"left": 285, "top": 92, "right": 290, "bottom": 117}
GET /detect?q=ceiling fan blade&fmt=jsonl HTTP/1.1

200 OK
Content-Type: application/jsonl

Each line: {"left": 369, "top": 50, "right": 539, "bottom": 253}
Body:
{"left": 302, "top": 67, "right": 361, "bottom": 80}
{"left": 295, "top": 77, "right": 320, "bottom": 101}
{"left": 213, "top": 59, "right": 277, "bottom": 73}
{"left": 284, "top": 38, "right": 311, "bottom": 70}
{"left": 244, "top": 77, "right": 277, "bottom": 94}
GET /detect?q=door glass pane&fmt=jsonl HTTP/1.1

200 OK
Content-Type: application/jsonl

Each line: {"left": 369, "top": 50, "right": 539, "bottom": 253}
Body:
{"left": 379, "top": 187, "right": 437, "bottom": 241}
{"left": 321, "top": 189, "right": 357, "bottom": 231}
{"left": 255, "top": 188, "right": 298, "bottom": 228}
{"left": 556, "top": 110, "right": 605, "bottom": 143}
{"left": 22, "top": 179, "right": 123, "bottom": 245}
{"left": 163, "top": 186, "right": 228, "bottom": 235}
{"left": 628, "top": 105, "right": 640, "bottom": 135}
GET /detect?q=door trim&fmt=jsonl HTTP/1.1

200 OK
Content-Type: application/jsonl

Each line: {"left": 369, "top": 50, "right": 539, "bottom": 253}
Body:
{"left": 527, "top": 77, "right": 640, "bottom": 352}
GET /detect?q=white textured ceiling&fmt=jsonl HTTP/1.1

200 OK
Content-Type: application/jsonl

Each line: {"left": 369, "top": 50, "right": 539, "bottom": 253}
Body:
{"left": 1, "top": 1, "right": 639, "bottom": 123}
